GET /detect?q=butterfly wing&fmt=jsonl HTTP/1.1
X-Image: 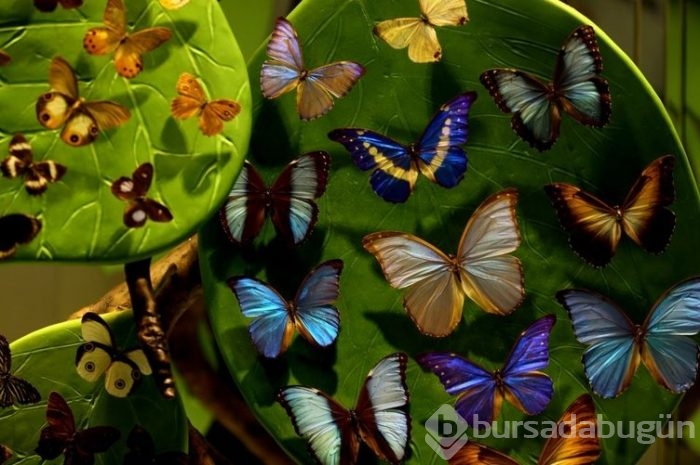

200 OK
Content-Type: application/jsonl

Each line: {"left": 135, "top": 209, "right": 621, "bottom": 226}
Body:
{"left": 362, "top": 232, "right": 462, "bottom": 337}
{"left": 114, "top": 28, "right": 172, "bottom": 78}
{"left": 199, "top": 99, "right": 241, "bottom": 136}
{"left": 374, "top": 18, "right": 442, "bottom": 63}
{"left": 171, "top": 73, "right": 206, "bottom": 120}
{"left": 421, "top": 0, "right": 469, "bottom": 26}
{"left": 228, "top": 277, "right": 293, "bottom": 358}
{"left": 293, "top": 260, "right": 342, "bottom": 348}
{"left": 269, "top": 151, "right": 330, "bottom": 244}
{"left": 417, "top": 352, "right": 498, "bottom": 426}
{"left": 328, "top": 129, "right": 416, "bottom": 203}
{"left": 82, "top": 100, "right": 131, "bottom": 131}
{"left": 104, "top": 359, "right": 141, "bottom": 398}
{"left": 2, "top": 134, "right": 31, "bottom": 180}
{"left": 83, "top": 0, "right": 126, "bottom": 57}
{"left": 76, "top": 313, "right": 116, "bottom": 383}
{"left": 0, "top": 336, "right": 9, "bottom": 376}
{"left": 260, "top": 18, "right": 303, "bottom": 100}
{"left": 220, "top": 162, "right": 268, "bottom": 245}
{"left": 557, "top": 289, "right": 639, "bottom": 398}
{"left": 354, "top": 353, "right": 410, "bottom": 463}
{"left": 26, "top": 161, "right": 67, "bottom": 196}
{"left": 457, "top": 188, "right": 524, "bottom": 315}
{"left": 297, "top": 61, "right": 365, "bottom": 120}
{"left": 0, "top": 335, "right": 41, "bottom": 408}
{"left": 36, "top": 392, "right": 76, "bottom": 460}
{"left": 112, "top": 163, "right": 153, "bottom": 201}
{"left": 448, "top": 443, "right": 518, "bottom": 465}
{"left": 141, "top": 198, "right": 174, "bottom": 224}
{"left": 416, "top": 92, "right": 475, "bottom": 189}
{"left": 36, "top": 57, "right": 79, "bottom": 130}
{"left": 0, "top": 214, "right": 42, "bottom": 260}
{"left": 641, "top": 277, "right": 700, "bottom": 393}
{"left": 278, "top": 386, "right": 357, "bottom": 465}
{"left": 544, "top": 183, "right": 621, "bottom": 267}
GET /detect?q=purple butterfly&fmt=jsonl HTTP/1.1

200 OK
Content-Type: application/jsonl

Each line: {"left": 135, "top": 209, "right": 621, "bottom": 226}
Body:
{"left": 417, "top": 315, "right": 555, "bottom": 427}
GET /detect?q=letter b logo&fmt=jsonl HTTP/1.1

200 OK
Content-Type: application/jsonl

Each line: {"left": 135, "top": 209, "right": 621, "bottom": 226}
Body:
{"left": 425, "top": 405, "right": 469, "bottom": 460}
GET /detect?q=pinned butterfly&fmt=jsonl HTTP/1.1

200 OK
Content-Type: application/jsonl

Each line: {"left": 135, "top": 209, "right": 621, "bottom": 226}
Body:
{"left": 1, "top": 134, "right": 66, "bottom": 195}
{"left": 220, "top": 152, "right": 329, "bottom": 246}
{"left": 481, "top": 25, "right": 611, "bottom": 151}
{"left": 171, "top": 73, "right": 241, "bottom": 136}
{"left": 0, "top": 334, "right": 41, "bottom": 408}
{"left": 112, "top": 163, "right": 173, "bottom": 228}
{"left": 84, "top": 0, "right": 171, "bottom": 78}
{"left": 374, "top": 0, "right": 468, "bottom": 63}
{"left": 418, "top": 315, "right": 555, "bottom": 425}
{"left": 363, "top": 189, "right": 525, "bottom": 337}
{"left": 558, "top": 277, "right": 700, "bottom": 398}
{"left": 75, "top": 312, "right": 152, "bottom": 398}
{"left": 0, "top": 214, "right": 41, "bottom": 260}
{"left": 278, "top": 352, "right": 410, "bottom": 465}
{"left": 329, "top": 92, "right": 475, "bottom": 203}
{"left": 36, "top": 57, "right": 130, "bottom": 147}
{"left": 261, "top": 17, "right": 365, "bottom": 121}
{"left": 229, "top": 260, "right": 342, "bottom": 358}
{"left": 545, "top": 155, "right": 675, "bottom": 267}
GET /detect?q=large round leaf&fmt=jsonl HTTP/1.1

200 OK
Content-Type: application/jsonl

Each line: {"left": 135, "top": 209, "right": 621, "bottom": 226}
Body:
{"left": 0, "top": 311, "right": 187, "bottom": 463}
{"left": 0, "top": 0, "right": 250, "bottom": 262}
{"left": 201, "top": 0, "right": 700, "bottom": 463}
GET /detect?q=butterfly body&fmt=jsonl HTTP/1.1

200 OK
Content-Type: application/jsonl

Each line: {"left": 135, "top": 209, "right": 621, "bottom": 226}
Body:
{"left": 2, "top": 134, "right": 67, "bottom": 195}
{"left": 0, "top": 335, "right": 41, "bottom": 408}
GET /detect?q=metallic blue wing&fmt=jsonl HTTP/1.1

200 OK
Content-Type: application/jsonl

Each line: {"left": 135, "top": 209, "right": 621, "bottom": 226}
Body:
{"left": 293, "top": 260, "right": 343, "bottom": 348}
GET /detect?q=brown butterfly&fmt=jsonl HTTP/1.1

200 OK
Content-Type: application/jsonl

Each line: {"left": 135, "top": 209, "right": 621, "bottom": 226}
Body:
{"left": 0, "top": 50, "right": 10, "bottom": 66}
{"left": 0, "top": 214, "right": 41, "bottom": 260}
{"left": 83, "top": 0, "right": 171, "bottom": 78}
{"left": 171, "top": 73, "right": 241, "bottom": 136}
{"left": 111, "top": 163, "right": 173, "bottom": 228}
{"left": 1, "top": 134, "right": 67, "bottom": 195}
{"left": 545, "top": 155, "right": 675, "bottom": 267}
{"left": 33, "top": 0, "right": 83, "bottom": 13}
{"left": 36, "top": 57, "right": 131, "bottom": 147}
{"left": 0, "top": 445, "right": 10, "bottom": 463}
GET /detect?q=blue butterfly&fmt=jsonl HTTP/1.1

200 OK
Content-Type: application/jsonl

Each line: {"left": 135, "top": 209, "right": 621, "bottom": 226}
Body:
{"left": 417, "top": 315, "right": 555, "bottom": 426}
{"left": 328, "top": 92, "right": 476, "bottom": 203}
{"left": 480, "top": 25, "right": 611, "bottom": 151}
{"left": 227, "top": 260, "right": 343, "bottom": 358}
{"left": 557, "top": 277, "right": 700, "bottom": 399}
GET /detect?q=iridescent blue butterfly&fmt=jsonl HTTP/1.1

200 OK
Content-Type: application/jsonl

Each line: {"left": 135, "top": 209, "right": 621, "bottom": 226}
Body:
{"left": 228, "top": 260, "right": 343, "bottom": 358}
{"left": 557, "top": 277, "right": 700, "bottom": 399}
{"left": 480, "top": 25, "right": 611, "bottom": 151}
{"left": 328, "top": 92, "right": 475, "bottom": 203}
{"left": 417, "top": 315, "right": 555, "bottom": 426}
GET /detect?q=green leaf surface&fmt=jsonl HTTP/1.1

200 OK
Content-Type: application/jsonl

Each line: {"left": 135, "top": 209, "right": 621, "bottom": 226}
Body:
{"left": 0, "top": 311, "right": 187, "bottom": 464}
{"left": 200, "top": 0, "right": 700, "bottom": 463}
{"left": 0, "top": 0, "right": 251, "bottom": 262}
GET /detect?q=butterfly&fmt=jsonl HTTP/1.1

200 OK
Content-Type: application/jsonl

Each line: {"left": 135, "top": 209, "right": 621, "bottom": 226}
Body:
{"left": 260, "top": 17, "right": 365, "bottom": 121}
{"left": 328, "top": 92, "right": 475, "bottom": 203}
{"left": 0, "top": 50, "right": 10, "bottom": 66}
{"left": 374, "top": 0, "right": 468, "bottom": 63}
{"left": 170, "top": 73, "right": 241, "bottom": 136}
{"left": 418, "top": 315, "right": 555, "bottom": 426}
{"left": 363, "top": 188, "right": 524, "bottom": 337}
{"left": 545, "top": 155, "right": 675, "bottom": 267}
{"left": 35, "top": 392, "right": 121, "bottom": 465}
{"left": 123, "top": 425, "right": 188, "bottom": 465}
{"left": 111, "top": 163, "right": 173, "bottom": 228}
{"left": 36, "top": 57, "right": 131, "bottom": 147}
{"left": 278, "top": 352, "right": 410, "bottom": 465}
{"left": 158, "top": 0, "right": 190, "bottom": 10}
{"left": 228, "top": 260, "right": 342, "bottom": 358}
{"left": 83, "top": 0, "right": 171, "bottom": 79}
{"left": 557, "top": 277, "right": 700, "bottom": 399}
{"left": 0, "top": 214, "right": 42, "bottom": 260}
{"left": 1, "top": 133, "right": 67, "bottom": 195}
{"left": 220, "top": 152, "right": 330, "bottom": 246}
{"left": 0, "top": 334, "right": 41, "bottom": 408}
{"left": 448, "top": 394, "right": 600, "bottom": 465}
{"left": 0, "top": 445, "right": 9, "bottom": 464}
{"left": 480, "top": 25, "right": 611, "bottom": 151}
{"left": 33, "top": 0, "right": 83, "bottom": 12}
{"left": 75, "top": 312, "right": 153, "bottom": 398}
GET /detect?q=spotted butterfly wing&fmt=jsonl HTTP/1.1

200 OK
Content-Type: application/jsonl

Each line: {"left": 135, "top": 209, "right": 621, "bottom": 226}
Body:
{"left": 123, "top": 425, "right": 188, "bottom": 465}
{"left": 545, "top": 155, "right": 675, "bottom": 267}
{"left": 111, "top": 163, "right": 172, "bottom": 228}
{"left": 278, "top": 353, "right": 410, "bottom": 465}
{"left": 33, "top": 0, "right": 83, "bottom": 12}
{"left": 328, "top": 92, "right": 474, "bottom": 203}
{"left": 170, "top": 73, "right": 240, "bottom": 136}
{"left": 0, "top": 334, "right": 41, "bottom": 408}
{"left": 417, "top": 315, "right": 554, "bottom": 426}
{"left": 0, "top": 214, "right": 41, "bottom": 260}
{"left": 2, "top": 134, "right": 67, "bottom": 195}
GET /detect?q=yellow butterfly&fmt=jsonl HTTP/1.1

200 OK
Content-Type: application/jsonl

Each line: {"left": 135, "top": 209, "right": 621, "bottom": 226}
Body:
{"left": 374, "top": 0, "right": 468, "bottom": 63}
{"left": 159, "top": 0, "right": 189, "bottom": 10}
{"left": 83, "top": 0, "right": 171, "bottom": 79}
{"left": 171, "top": 73, "right": 241, "bottom": 136}
{"left": 35, "top": 57, "right": 131, "bottom": 147}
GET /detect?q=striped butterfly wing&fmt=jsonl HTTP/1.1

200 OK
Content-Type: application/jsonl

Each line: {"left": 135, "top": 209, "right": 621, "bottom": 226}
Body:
{"left": 293, "top": 260, "right": 343, "bottom": 348}
{"left": 26, "top": 161, "right": 67, "bottom": 196}
{"left": 0, "top": 335, "right": 41, "bottom": 408}
{"left": 0, "top": 214, "right": 42, "bottom": 260}
{"left": 298, "top": 61, "right": 365, "bottom": 121}
{"left": 260, "top": 18, "right": 304, "bottom": 100}
{"left": 220, "top": 162, "right": 268, "bottom": 245}
{"left": 1, "top": 134, "right": 32, "bottom": 179}
{"left": 537, "top": 394, "right": 600, "bottom": 465}
{"left": 448, "top": 442, "right": 519, "bottom": 465}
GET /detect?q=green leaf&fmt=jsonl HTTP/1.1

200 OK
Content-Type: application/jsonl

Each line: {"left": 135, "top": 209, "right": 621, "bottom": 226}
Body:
{"left": 200, "top": 0, "right": 700, "bottom": 463}
{"left": 0, "top": 0, "right": 251, "bottom": 262}
{"left": 0, "top": 311, "right": 187, "bottom": 464}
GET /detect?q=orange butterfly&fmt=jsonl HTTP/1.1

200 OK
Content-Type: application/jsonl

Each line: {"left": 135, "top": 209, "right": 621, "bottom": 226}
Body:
{"left": 448, "top": 394, "right": 600, "bottom": 465}
{"left": 83, "top": 0, "right": 171, "bottom": 79}
{"left": 0, "top": 50, "right": 10, "bottom": 66}
{"left": 545, "top": 155, "right": 675, "bottom": 267}
{"left": 171, "top": 73, "right": 241, "bottom": 136}
{"left": 35, "top": 57, "right": 131, "bottom": 147}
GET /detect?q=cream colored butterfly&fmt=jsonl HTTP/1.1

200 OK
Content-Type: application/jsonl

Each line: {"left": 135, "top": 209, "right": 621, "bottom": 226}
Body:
{"left": 374, "top": 0, "right": 468, "bottom": 63}
{"left": 75, "top": 313, "right": 152, "bottom": 398}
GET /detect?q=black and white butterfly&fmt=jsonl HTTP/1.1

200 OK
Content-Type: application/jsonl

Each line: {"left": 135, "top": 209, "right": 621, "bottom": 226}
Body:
{"left": 75, "top": 313, "right": 152, "bottom": 398}
{"left": 1, "top": 134, "right": 67, "bottom": 195}
{"left": 123, "top": 425, "right": 188, "bottom": 465}
{"left": 278, "top": 352, "right": 410, "bottom": 465}
{"left": 111, "top": 163, "right": 173, "bottom": 228}
{"left": 0, "top": 334, "right": 41, "bottom": 408}
{"left": 0, "top": 214, "right": 41, "bottom": 260}
{"left": 480, "top": 25, "right": 611, "bottom": 151}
